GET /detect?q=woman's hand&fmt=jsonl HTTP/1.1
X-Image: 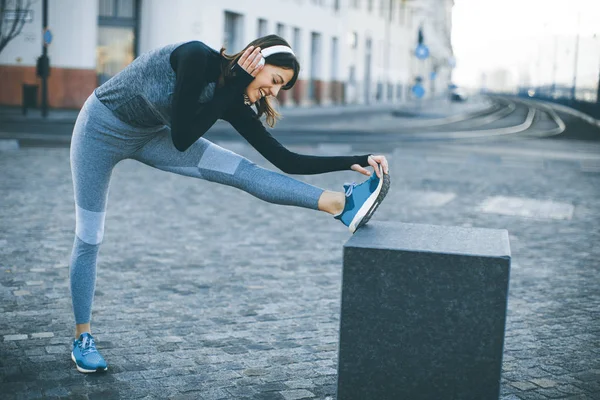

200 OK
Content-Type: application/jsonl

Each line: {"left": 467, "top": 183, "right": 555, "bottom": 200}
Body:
{"left": 237, "top": 46, "right": 264, "bottom": 77}
{"left": 351, "top": 155, "right": 389, "bottom": 178}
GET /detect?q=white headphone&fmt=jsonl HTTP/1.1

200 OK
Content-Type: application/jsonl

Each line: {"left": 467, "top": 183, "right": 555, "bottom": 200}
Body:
{"left": 257, "top": 45, "right": 295, "bottom": 67}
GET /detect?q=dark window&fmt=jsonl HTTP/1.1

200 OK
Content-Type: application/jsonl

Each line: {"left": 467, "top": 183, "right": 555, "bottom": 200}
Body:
{"left": 277, "top": 23, "right": 285, "bottom": 39}
{"left": 258, "top": 18, "right": 268, "bottom": 37}
{"left": 117, "top": 0, "right": 135, "bottom": 18}
{"left": 99, "top": 0, "right": 114, "bottom": 17}
{"left": 97, "top": 0, "right": 139, "bottom": 85}
{"left": 224, "top": 11, "right": 244, "bottom": 53}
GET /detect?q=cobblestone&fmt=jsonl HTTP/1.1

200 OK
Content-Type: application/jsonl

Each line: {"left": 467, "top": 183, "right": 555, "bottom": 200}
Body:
{"left": 1, "top": 135, "right": 599, "bottom": 399}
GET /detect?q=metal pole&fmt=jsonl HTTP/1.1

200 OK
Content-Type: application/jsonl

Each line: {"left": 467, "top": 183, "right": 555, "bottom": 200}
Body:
{"left": 596, "top": 34, "right": 600, "bottom": 104}
{"left": 571, "top": 12, "right": 580, "bottom": 101}
{"left": 597, "top": 66, "right": 600, "bottom": 104}
{"left": 536, "top": 42, "right": 542, "bottom": 94}
{"left": 41, "top": 0, "right": 48, "bottom": 117}
{"left": 384, "top": 0, "right": 391, "bottom": 102}
{"left": 551, "top": 35, "right": 558, "bottom": 97}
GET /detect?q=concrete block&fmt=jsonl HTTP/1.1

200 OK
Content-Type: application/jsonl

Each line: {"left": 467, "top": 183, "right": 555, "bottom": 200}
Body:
{"left": 337, "top": 222, "right": 511, "bottom": 400}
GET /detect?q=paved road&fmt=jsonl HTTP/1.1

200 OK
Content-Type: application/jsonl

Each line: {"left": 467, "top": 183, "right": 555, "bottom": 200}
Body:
{"left": 1, "top": 99, "right": 599, "bottom": 399}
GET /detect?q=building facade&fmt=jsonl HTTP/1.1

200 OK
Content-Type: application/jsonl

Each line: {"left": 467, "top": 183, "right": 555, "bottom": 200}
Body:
{"left": 0, "top": 0, "right": 454, "bottom": 109}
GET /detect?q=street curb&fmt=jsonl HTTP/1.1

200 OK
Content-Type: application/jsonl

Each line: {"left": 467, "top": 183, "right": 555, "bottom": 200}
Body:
{"left": 0, "top": 104, "right": 399, "bottom": 125}
{"left": 394, "top": 99, "right": 498, "bottom": 128}
{"left": 0, "top": 132, "right": 71, "bottom": 147}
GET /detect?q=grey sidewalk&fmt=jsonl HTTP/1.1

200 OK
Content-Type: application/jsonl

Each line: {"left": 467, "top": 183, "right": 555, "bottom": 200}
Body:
{"left": 0, "top": 102, "right": 397, "bottom": 125}
{"left": 1, "top": 134, "right": 599, "bottom": 399}
{"left": 0, "top": 96, "right": 489, "bottom": 126}
{"left": 0, "top": 96, "right": 493, "bottom": 151}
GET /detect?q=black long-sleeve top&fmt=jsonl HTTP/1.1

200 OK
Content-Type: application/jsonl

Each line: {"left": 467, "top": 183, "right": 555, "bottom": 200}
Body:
{"left": 169, "top": 41, "right": 371, "bottom": 175}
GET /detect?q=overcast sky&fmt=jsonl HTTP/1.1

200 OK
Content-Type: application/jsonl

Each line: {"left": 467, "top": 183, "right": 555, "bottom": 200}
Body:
{"left": 451, "top": 0, "right": 600, "bottom": 88}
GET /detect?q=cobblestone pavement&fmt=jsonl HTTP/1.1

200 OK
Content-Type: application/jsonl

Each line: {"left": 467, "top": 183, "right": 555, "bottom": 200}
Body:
{"left": 1, "top": 134, "right": 599, "bottom": 399}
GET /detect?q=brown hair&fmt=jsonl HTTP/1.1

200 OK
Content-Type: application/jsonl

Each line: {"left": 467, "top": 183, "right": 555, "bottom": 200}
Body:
{"left": 220, "top": 34, "right": 300, "bottom": 127}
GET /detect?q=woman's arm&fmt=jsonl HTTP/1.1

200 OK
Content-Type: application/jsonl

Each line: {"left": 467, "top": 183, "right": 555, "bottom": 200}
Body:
{"left": 222, "top": 103, "right": 371, "bottom": 175}
{"left": 170, "top": 41, "right": 254, "bottom": 152}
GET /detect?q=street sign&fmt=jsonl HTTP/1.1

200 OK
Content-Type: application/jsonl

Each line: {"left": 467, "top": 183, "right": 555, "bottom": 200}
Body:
{"left": 412, "top": 84, "right": 425, "bottom": 99}
{"left": 3, "top": 10, "right": 33, "bottom": 22}
{"left": 43, "top": 28, "right": 52, "bottom": 46}
{"left": 415, "top": 44, "right": 429, "bottom": 60}
{"left": 430, "top": 71, "right": 437, "bottom": 80}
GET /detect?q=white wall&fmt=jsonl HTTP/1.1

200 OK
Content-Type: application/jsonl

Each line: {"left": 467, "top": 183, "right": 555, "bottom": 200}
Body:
{"left": 139, "top": 0, "right": 345, "bottom": 82}
{"left": 343, "top": 0, "right": 415, "bottom": 102}
{"left": 0, "top": 0, "right": 454, "bottom": 104}
{"left": 0, "top": 0, "right": 43, "bottom": 66}
{"left": 0, "top": 0, "right": 97, "bottom": 69}
{"left": 48, "top": 0, "right": 97, "bottom": 69}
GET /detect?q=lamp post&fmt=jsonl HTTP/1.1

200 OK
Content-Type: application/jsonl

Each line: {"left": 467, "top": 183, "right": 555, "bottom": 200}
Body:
{"left": 36, "top": 0, "right": 50, "bottom": 117}
{"left": 551, "top": 35, "right": 558, "bottom": 98}
{"left": 596, "top": 34, "right": 600, "bottom": 104}
{"left": 570, "top": 12, "right": 580, "bottom": 101}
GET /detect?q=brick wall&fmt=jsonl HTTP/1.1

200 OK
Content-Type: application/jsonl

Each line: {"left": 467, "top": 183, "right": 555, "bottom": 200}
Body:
{"left": 0, "top": 65, "right": 96, "bottom": 109}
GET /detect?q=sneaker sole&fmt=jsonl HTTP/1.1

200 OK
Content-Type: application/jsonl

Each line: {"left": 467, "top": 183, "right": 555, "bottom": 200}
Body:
{"left": 71, "top": 351, "right": 108, "bottom": 373}
{"left": 349, "top": 169, "right": 391, "bottom": 233}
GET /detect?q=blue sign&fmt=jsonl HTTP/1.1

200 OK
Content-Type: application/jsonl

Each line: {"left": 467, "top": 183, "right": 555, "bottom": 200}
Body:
{"left": 412, "top": 84, "right": 425, "bottom": 99}
{"left": 43, "top": 28, "right": 53, "bottom": 46}
{"left": 415, "top": 44, "right": 429, "bottom": 60}
{"left": 430, "top": 71, "right": 437, "bottom": 80}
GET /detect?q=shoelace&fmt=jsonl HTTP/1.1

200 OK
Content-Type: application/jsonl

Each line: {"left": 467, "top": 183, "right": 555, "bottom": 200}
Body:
{"left": 344, "top": 182, "right": 357, "bottom": 197}
{"left": 79, "top": 336, "right": 98, "bottom": 356}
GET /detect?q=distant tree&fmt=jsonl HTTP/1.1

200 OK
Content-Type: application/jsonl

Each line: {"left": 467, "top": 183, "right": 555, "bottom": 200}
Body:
{"left": 0, "top": 0, "right": 34, "bottom": 55}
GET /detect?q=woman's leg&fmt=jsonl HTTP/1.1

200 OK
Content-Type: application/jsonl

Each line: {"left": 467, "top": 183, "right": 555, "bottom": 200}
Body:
{"left": 70, "top": 134, "right": 120, "bottom": 337}
{"left": 318, "top": 191, "right": 345, "bottom": 215}
{"left": 69, "top": 96, "right": 127, "bottom": 339}
{"left": 132, "top": 131, "right": 343, "bottom": 212}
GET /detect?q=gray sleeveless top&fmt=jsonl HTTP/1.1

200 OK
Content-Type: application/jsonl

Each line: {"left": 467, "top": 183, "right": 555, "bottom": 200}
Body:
{"left": 94, "top": 42, "right": 216, "bottom": 128}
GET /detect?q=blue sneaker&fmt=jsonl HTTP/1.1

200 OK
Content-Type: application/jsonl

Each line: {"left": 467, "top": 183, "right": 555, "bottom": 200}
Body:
{"left": 335, "top": 165, "right": 390, "bottom": 233}
{"left": 71, "top": 332, "right": 108, "bottom": 373}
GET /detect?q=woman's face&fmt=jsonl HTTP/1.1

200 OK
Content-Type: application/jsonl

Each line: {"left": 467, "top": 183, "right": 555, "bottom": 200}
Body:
{"left": 244, "top": 64, "right": 294, "bottom": 104}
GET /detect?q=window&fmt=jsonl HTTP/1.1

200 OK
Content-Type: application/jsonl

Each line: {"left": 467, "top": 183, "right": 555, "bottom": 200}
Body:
{"left": 97, "top": 0, "right": 139, "bottom": 85}
{"left": 99, "top": 0, "right": 114, "bottom": 17}
{"left": 257, "top": 18, "right": 268, "bottom": 37}
{"left": 399, "top": 3, "right": 405, "bottom": 25}
{"left": 331, "top": 37, "right": 339, "bottom": 81}
{"left": 351, "top": 0, "right": 361, "bottom": 9}
{"left": 293, "top": 27, "right": 301, "bottom": 61}
{"left": 309, "top": 32, "right": 322, "bottom": 102}
{"left": 224, "top": 11, "right": 244, "bottom": 53}
{"left": 99, "top": 0, "right": 135, "bottom": 18}
{"left": 277, "top": 23, "right": 285, "bottom": 39}
{"left": 116, "top": 0, "right": 134, "bottom": 18}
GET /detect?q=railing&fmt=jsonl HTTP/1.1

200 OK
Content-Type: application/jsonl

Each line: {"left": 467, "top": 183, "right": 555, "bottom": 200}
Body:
{"left": 484, "top": 87, "right": 600, "bottom": 120}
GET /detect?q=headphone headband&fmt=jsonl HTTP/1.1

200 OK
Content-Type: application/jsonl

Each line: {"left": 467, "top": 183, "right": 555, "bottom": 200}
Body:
{"left": 261, "top": 45, "right": 295, "bottom": 58}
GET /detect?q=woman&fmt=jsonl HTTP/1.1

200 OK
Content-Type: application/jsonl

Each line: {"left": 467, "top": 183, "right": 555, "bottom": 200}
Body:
{"left": 69, "top": 34, "right": 390, "bottom": 373}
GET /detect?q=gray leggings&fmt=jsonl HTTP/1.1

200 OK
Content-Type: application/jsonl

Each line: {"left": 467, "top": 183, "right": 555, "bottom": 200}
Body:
{"left": 69, "top": 93, "right": 324, "bottom": 324}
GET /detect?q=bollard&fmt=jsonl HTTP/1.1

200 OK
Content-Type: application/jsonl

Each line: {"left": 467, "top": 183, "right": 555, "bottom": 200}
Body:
{"left": 337, "top": 222, "right": 511, "bottom": 400}
{"left": 22, "top": 84, "right": 39, "bottom": 115}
